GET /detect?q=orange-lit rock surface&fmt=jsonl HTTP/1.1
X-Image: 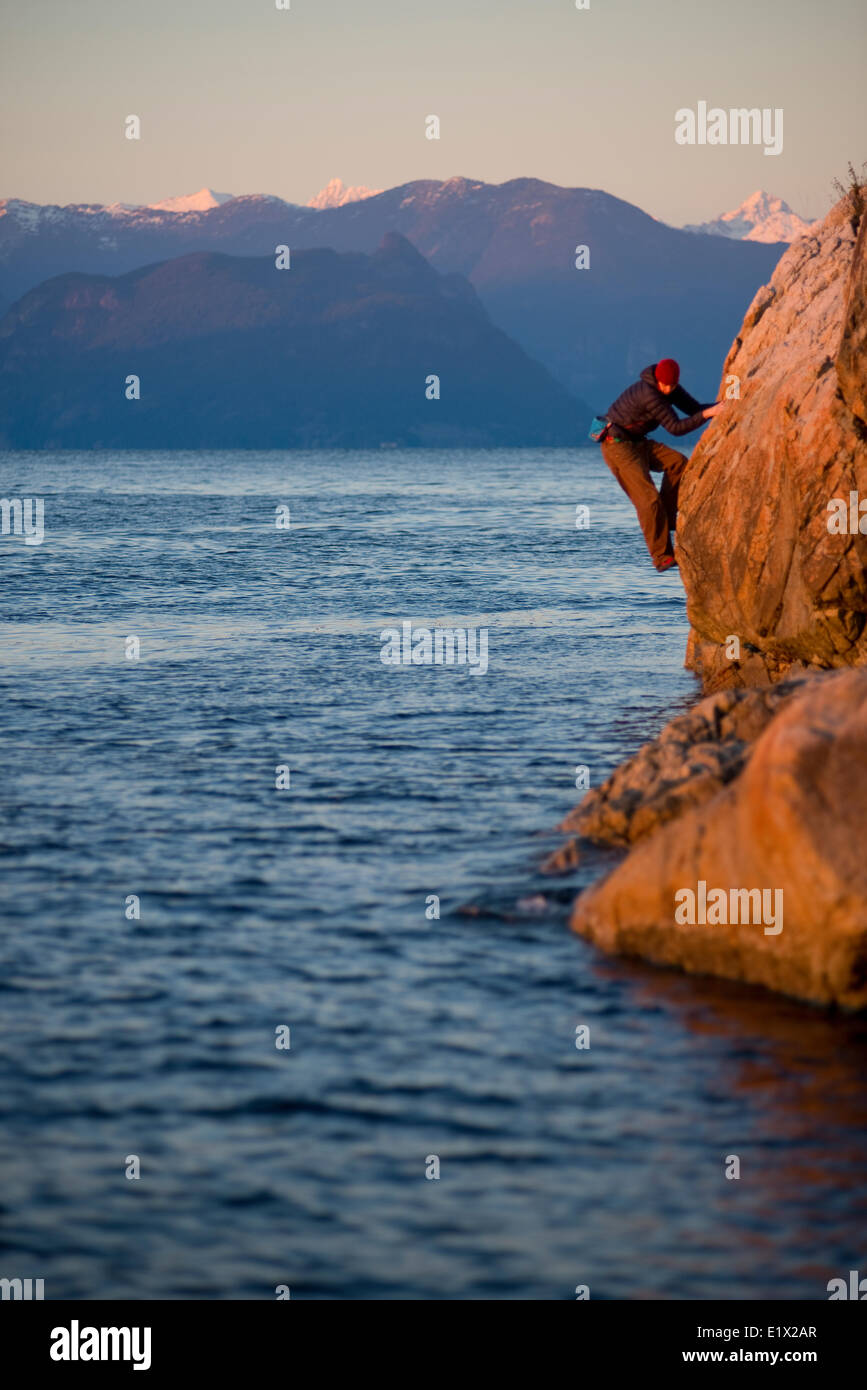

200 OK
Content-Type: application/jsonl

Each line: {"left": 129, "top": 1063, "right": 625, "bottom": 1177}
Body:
{"left": 570, "top": 670, "right": 867, "bottom": 1009}
{"left": 677, "top": 188, "right": 867, "bottom": 691}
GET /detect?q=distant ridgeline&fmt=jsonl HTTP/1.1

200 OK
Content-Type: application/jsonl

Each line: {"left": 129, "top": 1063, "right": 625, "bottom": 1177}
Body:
{"left": 0, "top": 178, "right": 787, "bottom": 438}
{"left": 0, "top": 236, "right": 584, "bottom": 448}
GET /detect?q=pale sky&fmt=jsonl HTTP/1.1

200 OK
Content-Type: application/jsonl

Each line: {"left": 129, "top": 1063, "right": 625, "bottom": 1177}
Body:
{"left": 1, "top": 0, "right": 864, "bottom": 223}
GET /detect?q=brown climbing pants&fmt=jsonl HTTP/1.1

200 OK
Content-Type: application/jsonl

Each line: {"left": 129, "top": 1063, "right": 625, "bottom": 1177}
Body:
{"left": 601, "top": 436, "right": 688, "bottom": 567}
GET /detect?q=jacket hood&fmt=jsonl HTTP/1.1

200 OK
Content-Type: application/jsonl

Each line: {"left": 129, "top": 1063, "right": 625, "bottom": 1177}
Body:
{"left": 640, "top": 364, "right": 660, "bottom": 388}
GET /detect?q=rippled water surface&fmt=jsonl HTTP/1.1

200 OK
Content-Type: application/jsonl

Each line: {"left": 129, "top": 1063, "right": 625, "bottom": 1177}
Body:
{"left": 1, "top": 448, "right": 865, "bottom": 1300}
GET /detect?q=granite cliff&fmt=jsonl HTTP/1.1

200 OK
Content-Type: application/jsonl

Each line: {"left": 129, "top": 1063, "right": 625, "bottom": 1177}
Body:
{"left": 678, "top": 187, "right": 867, "bottom": 691}
{"left": 561, "top": 186, "right": 867, "bottom": 1009}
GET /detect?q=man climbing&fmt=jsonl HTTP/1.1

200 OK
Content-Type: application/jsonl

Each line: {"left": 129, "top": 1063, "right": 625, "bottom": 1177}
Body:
{"left": 597, "top": 359, "right": 725, "bottom": 571}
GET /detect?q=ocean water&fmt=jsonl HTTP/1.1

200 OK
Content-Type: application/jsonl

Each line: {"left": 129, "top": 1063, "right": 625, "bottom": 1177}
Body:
{"left": 0, "top": 447, "right": 865, "bottom": 1301}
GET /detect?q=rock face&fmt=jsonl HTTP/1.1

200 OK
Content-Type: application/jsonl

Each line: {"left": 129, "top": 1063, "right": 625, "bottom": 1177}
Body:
{"left": 837, "top": 210, "right": 867, "bottom": 433}
{"left": 570, "top": 669, "right": 867, "bottom": 1010}
{"left": 546, "top": 674, "right": 810, "bottom": 865}
{"left": 563, "top": 188, "right": 867, "bottom": 1009}
{"left": 678, "top": 188, "right": 867, "bottom": 692}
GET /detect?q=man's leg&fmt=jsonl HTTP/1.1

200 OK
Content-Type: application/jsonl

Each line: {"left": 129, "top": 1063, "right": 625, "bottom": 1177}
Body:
{"left": 601, "top": 439, "right": 673, "bottom": 566}
{"left": 646, "top": 440, "right": 688, "bottom": 532}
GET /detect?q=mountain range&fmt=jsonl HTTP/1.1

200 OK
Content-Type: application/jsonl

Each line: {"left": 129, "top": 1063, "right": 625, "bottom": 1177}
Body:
{"left": 683, "top": 191, "right": 813, "bottom": 244}
{"left": 307, "top": 179, "right": 383, "bottom": 209}
{"left": 0, "top": 177, "right": 788, "bottom": 409}
{"left": 0, "top": 234, "right": 585, "bottom": 448}
{"left": 149, "top": 188, "right": 236, "bottom": 214}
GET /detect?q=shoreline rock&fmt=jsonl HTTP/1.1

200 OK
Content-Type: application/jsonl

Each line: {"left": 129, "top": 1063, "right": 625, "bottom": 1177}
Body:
{"left": 569, "top": 669, "right": 867, "bottom": 1010}
{"left": 548, "top": 674, "right": 811, "bottom": 862}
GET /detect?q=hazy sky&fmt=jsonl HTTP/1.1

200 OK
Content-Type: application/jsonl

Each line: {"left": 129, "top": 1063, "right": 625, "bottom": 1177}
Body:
{"left": 1, "top": 0, "right": 864, "bottom": 223}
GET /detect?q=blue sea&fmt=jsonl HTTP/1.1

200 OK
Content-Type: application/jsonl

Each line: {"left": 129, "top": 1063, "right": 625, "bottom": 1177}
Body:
{"left": 1, "top": 447, "right": 865, "bottom": 1300}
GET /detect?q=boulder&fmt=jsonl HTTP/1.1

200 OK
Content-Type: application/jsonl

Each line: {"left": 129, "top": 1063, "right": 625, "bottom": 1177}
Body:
{"left": 570, "top": 669, "right": 867, "bottom": 1010}
{"left": 547, "top": 673, "right": 810, "bottom": 861}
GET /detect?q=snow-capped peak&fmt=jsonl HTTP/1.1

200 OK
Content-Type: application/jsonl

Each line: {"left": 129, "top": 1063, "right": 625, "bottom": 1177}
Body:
{"left": 683, "top": 191, "right": 814, "bottom": 243}
{"left": 308, "top": 178, "right": 382, "bottom": 210}
{"left": 148, "top": 187, "right": 235, "bottom": 214}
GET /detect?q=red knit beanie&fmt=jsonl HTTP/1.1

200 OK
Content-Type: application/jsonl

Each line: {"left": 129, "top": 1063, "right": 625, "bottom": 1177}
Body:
{"left": 655, "top": 358, "right": 680, "bottom": 387}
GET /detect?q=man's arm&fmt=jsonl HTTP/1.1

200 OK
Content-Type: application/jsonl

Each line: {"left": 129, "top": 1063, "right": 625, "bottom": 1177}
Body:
{"left": 648, "top": 394, "right": 709, "bottom": 436}
{"left": 671, "top": 384, "right": 711, "bottom": 414}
